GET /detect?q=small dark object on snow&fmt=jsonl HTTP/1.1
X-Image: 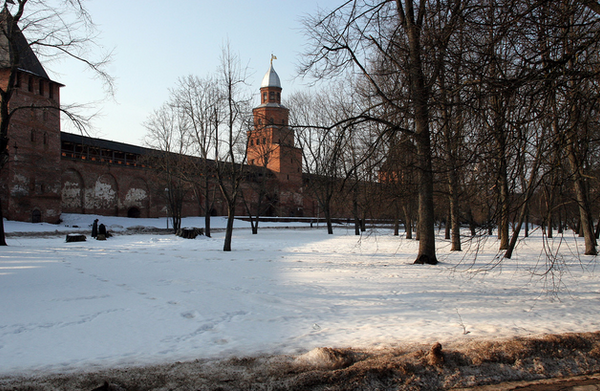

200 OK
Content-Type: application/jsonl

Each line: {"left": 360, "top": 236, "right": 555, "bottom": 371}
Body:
{"left": 91, "top": 219, "right": 99, "bottom": 238}
{"left": 428, "top": 342, "right": 444, "bottom": 366}
{"left": 65, "top": 234, "right": 86, "bottom": 243}
{"left": 176, "top": 227, "right": 204, "bottom": 239}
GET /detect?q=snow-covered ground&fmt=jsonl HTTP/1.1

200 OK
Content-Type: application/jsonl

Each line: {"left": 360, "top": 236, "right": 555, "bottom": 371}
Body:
{"left": 1, "top": 214, "right": 598, "bottom": 376}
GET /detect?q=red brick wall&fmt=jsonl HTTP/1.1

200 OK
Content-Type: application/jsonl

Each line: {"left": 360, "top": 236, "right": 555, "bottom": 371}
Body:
{"left": 3, "top": 70, "right": 63, "bottom": 223}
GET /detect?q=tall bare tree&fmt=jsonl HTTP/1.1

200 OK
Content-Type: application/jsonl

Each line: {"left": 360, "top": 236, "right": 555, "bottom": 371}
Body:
{"left": 171, "top": 75, "right": 220, "bottom": 237}
{"left": 143, "top": 103, "right": 192, "bottom": 233}
{"left": 213, "top": 44, "right": 252, "bottom": 251}
{"left": 300, "top": 0, "right": 465, "bottom": 264}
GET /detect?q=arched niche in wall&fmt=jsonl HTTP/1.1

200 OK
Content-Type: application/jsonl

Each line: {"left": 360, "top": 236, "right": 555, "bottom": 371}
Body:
{"left": 94, "top": 174, "right": 118, "bottom": 214}
{"left": 61, "top": 168, "right": 85, "bottom": 213}
{"left": 123, "top": 177, "right": 150, "bottom": 218}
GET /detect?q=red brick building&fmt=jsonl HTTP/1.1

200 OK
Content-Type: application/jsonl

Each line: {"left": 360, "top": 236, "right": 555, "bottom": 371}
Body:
{"left": 0, "top": 22, "right": 308, "bottom": 223}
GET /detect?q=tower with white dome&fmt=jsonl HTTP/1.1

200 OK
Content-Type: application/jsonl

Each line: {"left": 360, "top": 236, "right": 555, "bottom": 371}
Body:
{"left": 248, "top": 58, "right": 303, "bottom": 215}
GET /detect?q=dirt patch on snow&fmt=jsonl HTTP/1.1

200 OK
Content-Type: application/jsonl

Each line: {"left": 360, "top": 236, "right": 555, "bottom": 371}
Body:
{"left": 2, "top": 332, "right": 600, "bottom": 390}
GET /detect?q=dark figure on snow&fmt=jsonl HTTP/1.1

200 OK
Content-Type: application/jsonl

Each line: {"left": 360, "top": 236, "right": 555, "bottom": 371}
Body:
{"left": 98, "top": 223, "right": 106, "bottom": 237}
{"left": 92, "top": 219, "right": 99, "bottom": 238}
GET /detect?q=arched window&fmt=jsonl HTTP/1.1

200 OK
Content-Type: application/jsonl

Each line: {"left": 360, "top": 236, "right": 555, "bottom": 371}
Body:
{"left": 277, "top": 92, "right": 280, "bottom": 102}
{"left": 269, "top": 91, "right": 274, "bottom": 101}
{"left": 127, "top": 207, "right": 141, "bottom": 218}
{"left": 263, "top": 92, "right": 267, "bottom": 102}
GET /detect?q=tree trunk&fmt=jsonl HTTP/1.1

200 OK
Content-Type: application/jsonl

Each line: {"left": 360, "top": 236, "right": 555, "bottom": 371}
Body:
{"left": 403, "top": 205, "right": 412, "bottom": 240}
{"left": 566, "top": 133, "right": 597, "bottom": 254}
{"left": 547, "top": 209, "right": 553, "bottom": 239}
{"left": 497, "top": 138, "right": 510, "bottom": 251}
{"left": 448, "top": 170, "right": 461, "bottom": 251}
{"left": 353, "top": 191, "right": 360, "bottom": 236}
{"left": 504, "top": 206, "right": 525, "bottom": 259}
{"left": 223, "top": 204, "right": 235, "bottom": 251}
{"left": 251, "top": 217, "right": 258, "bottom": 235}
{"left": 414, "top": 124, "right": 437, "bottom": 264}
{"left": 0, "top": 198, "right": 7, "bottom": 246}
{"left": 323, "top": 204, "right": 334, "bottom": 235}
{"left": 444, "top": 214, "right": 451, "bottom": 240}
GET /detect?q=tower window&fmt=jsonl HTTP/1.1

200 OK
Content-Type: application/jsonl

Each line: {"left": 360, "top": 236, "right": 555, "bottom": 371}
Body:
{"left": 258, "top": 119, "right": 262, "bottom": 125}
{"left": 262, "top": 137, "right": 266, "bottom": 144}
{"left": 263, "top": 92, "right": 267, "bottom": 102}
{"left": 277, "top": 92, "right": 280, "bottom": 102}
{"left": 28, "top": 76, "right": 33, "bottom": 92}
{"left": 257, "top": 139, "right": 260, "bottom": 145}
{"left": 39, "top": 80, "right": 44, "bottom": 96}
{"left": 250, "top": 139, "right": 254, "bottom": 146}
{"left": 269, "top": 91, "right": 274, "bottom": 101}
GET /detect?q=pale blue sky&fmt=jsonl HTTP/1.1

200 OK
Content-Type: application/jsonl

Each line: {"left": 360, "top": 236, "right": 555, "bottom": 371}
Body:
{"left": 48, "top": 0, "right": 340, "bottom": 145}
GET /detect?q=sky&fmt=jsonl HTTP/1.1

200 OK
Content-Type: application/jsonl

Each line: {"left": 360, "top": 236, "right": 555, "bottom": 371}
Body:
{"left": 45, "top": 0, "right": 341, "bottom": 146}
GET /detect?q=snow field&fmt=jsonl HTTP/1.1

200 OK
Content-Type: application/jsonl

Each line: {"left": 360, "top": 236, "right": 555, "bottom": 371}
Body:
{"left": 0, "top": 216, "right": 599, "bottom": 376}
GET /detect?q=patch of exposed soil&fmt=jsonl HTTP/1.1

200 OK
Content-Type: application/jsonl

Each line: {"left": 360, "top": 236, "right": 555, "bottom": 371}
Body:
{"left": 1, "top": 332, "right": 600, "bottom": 390}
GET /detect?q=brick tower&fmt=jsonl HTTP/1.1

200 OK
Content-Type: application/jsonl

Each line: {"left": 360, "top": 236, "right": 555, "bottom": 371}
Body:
{"left": 0, "top": 8, "right": 63, "bottom": 223}
{"left": 248, "top": 58, "right": 303, "bottom": 216}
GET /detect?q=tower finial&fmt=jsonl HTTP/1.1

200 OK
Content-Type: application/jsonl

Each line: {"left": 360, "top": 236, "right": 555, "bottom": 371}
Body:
{"left": 270, "top": 54, "right": 277, "bottom": 65}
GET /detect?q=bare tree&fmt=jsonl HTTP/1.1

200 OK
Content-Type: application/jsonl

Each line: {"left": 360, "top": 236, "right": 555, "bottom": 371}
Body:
{"left": 171, "top": 75, "right": 220, "bottom": 237}
{"left": 213, "top": 43, "right": 252, "bottom": 251}
{"left": 289, "top": 88, "right": 350, "bottom": 234}
{"left": 143, "top": 103, "right": 192, "bottom": 233}
{"left": 0, "top": 0, "right": 112, "bottom": 245}
{"left": 300, "top": 0, "right": 465, "bottom": 264}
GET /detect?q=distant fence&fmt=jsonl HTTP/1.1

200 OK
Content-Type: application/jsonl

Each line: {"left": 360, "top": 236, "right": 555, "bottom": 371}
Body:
{"left": 235, "top": 216, "right": 396, "bottom": 227}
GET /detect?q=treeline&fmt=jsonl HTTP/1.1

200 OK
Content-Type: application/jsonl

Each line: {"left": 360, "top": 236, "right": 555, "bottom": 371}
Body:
{"left": 294, "top": 0, "right": 600, "bottom": 262}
